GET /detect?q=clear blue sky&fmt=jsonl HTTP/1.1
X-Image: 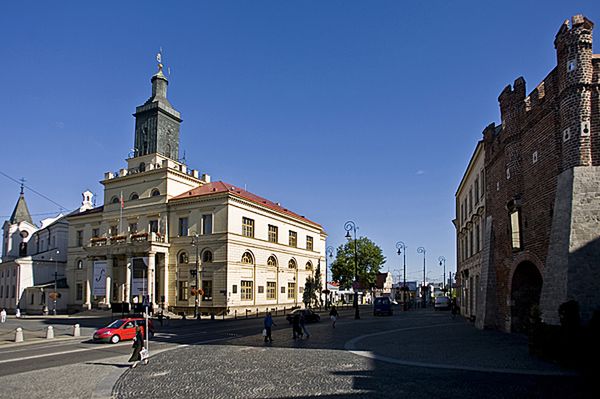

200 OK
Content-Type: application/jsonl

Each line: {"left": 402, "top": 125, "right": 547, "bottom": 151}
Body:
{"left": 1, "top": 1, "right": 598, "bottom": 284}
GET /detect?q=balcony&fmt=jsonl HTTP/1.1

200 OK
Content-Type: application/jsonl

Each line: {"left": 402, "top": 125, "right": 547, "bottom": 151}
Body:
{"left": 89, "top": 232, "right": 165, "bottom": 247}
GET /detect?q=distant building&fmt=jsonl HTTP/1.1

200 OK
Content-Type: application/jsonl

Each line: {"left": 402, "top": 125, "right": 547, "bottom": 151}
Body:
{"left": 465, "top": 15, "right": 600, "bottom": 332}
{"left": 66, "top": 60, "right": 326, "bottom": 315}
{"left": 373, "top": 272, "right": 393, "bottom": 296}
{"left": 1, "top": 187, "right": 68, "bottom": 313}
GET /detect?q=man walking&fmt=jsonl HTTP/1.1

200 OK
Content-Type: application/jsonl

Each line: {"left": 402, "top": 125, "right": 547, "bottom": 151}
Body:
{"left": 0, "top": 308, "right": 6, "bottom": 323}
{"left": 263, "top": 312, "right": 275, "bottom": 343}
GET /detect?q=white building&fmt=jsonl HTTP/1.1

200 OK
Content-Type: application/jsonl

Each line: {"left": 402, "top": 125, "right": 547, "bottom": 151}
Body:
{"left": 66, "top": 61, "right": 326, "bottom": 315}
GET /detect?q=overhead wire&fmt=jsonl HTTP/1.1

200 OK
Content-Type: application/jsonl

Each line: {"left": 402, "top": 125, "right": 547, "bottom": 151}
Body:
{"left": 0, "top": 170, "right": 68, "bottom": 211}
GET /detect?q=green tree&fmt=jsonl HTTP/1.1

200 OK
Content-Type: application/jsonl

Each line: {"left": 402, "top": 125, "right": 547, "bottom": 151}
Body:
{"left": 303, "top": 275, "right": 318, "bottom": 308}
{"left": 331, "top": 236, "right": 386, "bottom": 289}
{"left": 314, "top": 261, "right": 323, "bottom": 307}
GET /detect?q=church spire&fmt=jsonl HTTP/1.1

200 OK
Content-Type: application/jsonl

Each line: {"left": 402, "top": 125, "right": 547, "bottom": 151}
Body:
{"left": 9, "top": 185, "right": 33, "bottom": 225}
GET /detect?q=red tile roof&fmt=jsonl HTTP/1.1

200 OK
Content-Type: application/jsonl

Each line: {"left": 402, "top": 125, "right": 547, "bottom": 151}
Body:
{"left": 171, "top": 181, "right": 322, "bottom": 228}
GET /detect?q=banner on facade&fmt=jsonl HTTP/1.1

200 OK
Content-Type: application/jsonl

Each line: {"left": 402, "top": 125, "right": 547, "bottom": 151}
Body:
{"left": 131, "top": 257, "right": 148, "bottom": 297}
{"left": 93, "top": 260, "right": 107, "bottom": 296}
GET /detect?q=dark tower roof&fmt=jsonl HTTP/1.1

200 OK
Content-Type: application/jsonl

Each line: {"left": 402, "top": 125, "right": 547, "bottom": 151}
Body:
{"left": 9, "top": 190, "right": 33, "bottom": 225}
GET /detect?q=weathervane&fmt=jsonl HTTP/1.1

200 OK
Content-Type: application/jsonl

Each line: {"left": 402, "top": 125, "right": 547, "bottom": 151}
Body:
{"left": 156, "top": 47, "right": 163, "bottom": 72}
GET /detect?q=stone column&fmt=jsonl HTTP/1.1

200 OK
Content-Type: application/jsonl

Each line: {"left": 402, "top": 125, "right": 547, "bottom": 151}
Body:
{"left": 125, "top": 257, "right": 132, "bottom": 304}
{"left": 162, "top": 259, "right": 169, "bottom": 308}
{"left": 84, "top": 258, "right": 92, "bottom": 310}
{"left": 105, "top": 258, "right": 113, "bottom": 308}
{"left": 148, "top": 252, "right": 156, "bottom": 308}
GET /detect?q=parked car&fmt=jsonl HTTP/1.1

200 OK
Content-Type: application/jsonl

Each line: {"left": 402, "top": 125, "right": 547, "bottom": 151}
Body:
{"left": 373, "top": 296, "right": 393, "bottom": 316}
{"left": 286, "top": 309, "right": 321, "bottom": 324}
{"left": 93, "top": 317, "right": 154, "bottom": 344}
{"left": 434, "top": 296, "right": 451, "bottom": 311}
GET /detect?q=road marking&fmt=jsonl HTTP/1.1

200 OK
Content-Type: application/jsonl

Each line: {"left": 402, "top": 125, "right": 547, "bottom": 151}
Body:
{"left": 344, "top": 324, "right": 577, "bottom": 376}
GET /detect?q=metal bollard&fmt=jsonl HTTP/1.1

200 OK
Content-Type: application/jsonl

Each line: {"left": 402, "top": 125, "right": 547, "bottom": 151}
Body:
{"left": 245, "top": 309, "right": 248, "bottom": 319}
{"left": 234, "top": 310, "right": 237, "bottom": 319}
{"left": 15, "top": 327, "right": 23, "bottom": 343}
{"left": 46, "top": 326, "right": 54, "bottom": 339}
{"left": 256, "top": 308, "right": 259, "bottom": 318}
{"left": 73, "top": 324, "right": 81, "bottom": 337}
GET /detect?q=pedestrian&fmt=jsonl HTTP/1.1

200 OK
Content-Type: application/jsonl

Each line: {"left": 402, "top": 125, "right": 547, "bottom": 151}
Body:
{"left": 329, "top": 305, "right": 339, "bottom": 328}
{"left": 157, "top": 311, "right": 164, "bottom": 327}
{"left": 128, "top": 325, "right": 144, "bottom": 368}
{"left": 451, "top": 298, "right": 458, "bottom": 319}
{"left": 263, "top": 312, "right": 276, "bottom": 343}
{"left": 15, "top": 307, "right": 21, "bottom": 318}
{"left": 0, "top": 309, "right": 6, "bottom": 323}
{"left": 292, "top": 312, "right": 303, "bottom": 339}
{"left": 300, "top": 312, "right": 310, "bottom": 338}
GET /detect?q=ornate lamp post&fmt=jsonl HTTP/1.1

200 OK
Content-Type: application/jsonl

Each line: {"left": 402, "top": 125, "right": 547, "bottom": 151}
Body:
{"left": 344, "top": 221, "right": 360, "bottom": 320}
{"left": 417, "top": 246, "right": 427, "bottom": 308}
{"left": 439, "top": 256, "right": 446, "bottom": 294}
{"left": 191, "top": 233, "right": 201, "bottom": 319}
{"left": 325, "top": 246, "right": 335, "bottom": 309}
{"left": 396, "top": 241, "right": 407, "bottom": 310}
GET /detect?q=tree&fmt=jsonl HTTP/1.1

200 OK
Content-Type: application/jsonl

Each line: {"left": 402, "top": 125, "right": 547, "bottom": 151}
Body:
{"left": 303, "top": 275, "right": 318, "bottom": 308}
{"left": 331, "top": 236, "right": 386, "bottom": 290}
{"left": 314, "top": 260, "right": 323, "bottom": 307}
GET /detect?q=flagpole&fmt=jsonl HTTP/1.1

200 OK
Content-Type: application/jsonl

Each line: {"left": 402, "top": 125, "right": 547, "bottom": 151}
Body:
{"left": 120, "top": 190, "right": 124, "bottom": 235}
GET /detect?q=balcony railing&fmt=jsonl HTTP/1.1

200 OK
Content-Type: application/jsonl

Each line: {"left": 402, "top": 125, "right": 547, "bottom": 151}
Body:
{"left": 89, "top": 232, "right": 166, "bottom": 247}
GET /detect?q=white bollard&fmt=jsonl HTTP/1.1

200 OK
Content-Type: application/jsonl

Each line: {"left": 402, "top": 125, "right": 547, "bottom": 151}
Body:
{"left": 46, "top": 326, "right": 54, "bottom": 339}
{"left": 15, "top": 327, "right": 23, "bottom": 343}
{"left": 72, "top": 324, "right": 80, "bottom": 337}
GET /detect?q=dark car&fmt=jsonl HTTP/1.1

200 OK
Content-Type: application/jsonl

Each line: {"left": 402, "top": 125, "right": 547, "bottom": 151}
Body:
{"left": 434, "top": 296, "right": 451, "bottom": 311}
{"left": 286, "top": 309, "right": 321, "bottom": 324}
{"left": 373, "top": 296, "right": 393, "bottom": 316}
{"left": 93, "top": 317, "right": 154, "bottom": 344}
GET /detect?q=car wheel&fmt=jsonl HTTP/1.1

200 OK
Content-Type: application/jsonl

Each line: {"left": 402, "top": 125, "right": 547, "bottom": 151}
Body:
{"left": 110, "top": 335, "right": 120, "bottom": 344}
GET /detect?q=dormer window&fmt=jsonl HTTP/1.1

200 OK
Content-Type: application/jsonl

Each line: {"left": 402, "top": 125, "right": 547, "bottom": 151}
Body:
{"left": 151, "top": 189, "right": 160, "bottom": 197}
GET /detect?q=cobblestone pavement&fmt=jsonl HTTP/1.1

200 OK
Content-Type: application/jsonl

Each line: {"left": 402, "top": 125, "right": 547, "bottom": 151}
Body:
{"left": 114, "top": 310, "right": 590, "bottom": 398}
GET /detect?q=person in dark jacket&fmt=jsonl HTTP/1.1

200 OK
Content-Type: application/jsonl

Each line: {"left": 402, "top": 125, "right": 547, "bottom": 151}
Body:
{"left": 264, "top": 312, "right": 276, "bottom": 343}
{"left": 128, "top": 325, "right": 144, "bottom": 368}
{"left": 292, "top": 313, "right": 303, "bottom": 339}
{"left": 329, "top": 305, "right": 339, "bottom": 328}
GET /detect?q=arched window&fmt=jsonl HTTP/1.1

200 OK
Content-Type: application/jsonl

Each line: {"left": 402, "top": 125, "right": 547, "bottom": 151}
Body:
{"left": 139, "top": 162, "right": 146, "bottom": 172}
{"left": 151, "top": 189, "right": 161, "bottom": 197}
{"left": 267, "top": 256, "right": 277, "bottom": 268}
{"left": 178, "top": 252, "right": 188, "bottom": 264}
{"left": 241, "top": 252, "right": 254, "bottom": 265}
{"left": 129, "top": 192, "right": 139, "bottom": 200}
{"left": 288, "top": 258, "right": 297, "bottom": 269}
{"left": 202, "top": 250, "right": 213, "bottom": 263}
{"left": 166, "top": 144, "right": 171, "bottom": 159}
{"left": 77, "top": 259, "right": 83, "bottom": 270}
{"left": 306, "top": 261, "right": 313, "bottom": 271}
{"left": 111, "top": 196, "right": 120, "bottom": 204}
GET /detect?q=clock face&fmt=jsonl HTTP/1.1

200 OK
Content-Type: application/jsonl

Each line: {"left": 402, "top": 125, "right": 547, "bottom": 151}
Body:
{"left": 20, "top": 230, "right": 29, "bottom": 238}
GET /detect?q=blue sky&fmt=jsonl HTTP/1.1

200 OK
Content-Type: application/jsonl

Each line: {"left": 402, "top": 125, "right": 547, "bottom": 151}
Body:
{"left": 1, "top": 1, "right": 598, "bottom": 284}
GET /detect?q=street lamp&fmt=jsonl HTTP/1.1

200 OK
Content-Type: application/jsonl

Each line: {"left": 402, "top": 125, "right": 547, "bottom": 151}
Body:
{"left": 417, "top": 246, "right": 427, "bottom": 308}
{"left": 191, "top": 233, "right": 201, "bottom": 319}
{"left": 396, "top": 241, "right": 407, "bottom": 310}
{"left": 325, "top": 246, "right": 335, "bottom": 309}
{"left": 439, "top": 256, "right": 446, "bottom": 294}
{"left": 52, "top": 250, "right": 59, "bottom": 315}
{"left": 344, "top": 221, "right": 360, "bottom": 320}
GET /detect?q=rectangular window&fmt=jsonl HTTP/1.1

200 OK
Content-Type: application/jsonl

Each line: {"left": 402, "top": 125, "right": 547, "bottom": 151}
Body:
{"left": 30, "top": 293, "right": 34, "bottom": 305}
{"left": 510, "top": 210, "right": 522, "bottom": 250}
{"left": 468, "top": 188, "right": 473, "bottom": 213}
{"left": 129, "top": 223, "right": 138, "bottom": 234}
{"left": 475, "top": 223, "right": 480, "bottom": 253}
{"left": 76, "top": 230, "right": 83, "bottom": 247}
{"left": 287, "top": 282, "right": 296, "bottom": 299}
{"left": 76, "top": 283, "right": 83, "bottom": 301}
{"left": 92, "top": 228, "right": 100, "bottom": 238}
{"left": 474, "top": 177, "right": 480, "bottom": 205}
{"left": 281, "top": 286, "right": 286, "bottom": 294}
{"left": 241, "top": 280, "right": 253, "bottom": 301}
{"left": 178, "top": 217, "right": 189, "bottom": 237}
{"left": 267, "top": 282, "right": 276, "bottom": 300}
{"left": 289, "top": 231, "right": 297, "bottom": 247}
{"left": 201, "top": 214, "right": 213, "bottom": 235}
{"left": 202, "top": 280, "right": 213, "bottom": 301}
{"left": 242, "top": 217, "right": 254, "bottom": 238}
{"left": 232, "top": 284, "right": 238, "bottom": 294}
{"left": 268, "top": 225, "right": 278, "bottom": 243}
{"left": 149, "top": 220, "right": 159, "bottom": 234}
{"left": 306, "top": 236, "right": 313, "bottom": 251}
{"left": 469, "top": 229, "right": 473, "bottom": 258}
{"left": 258, "top": 285, "right": 264, "bottom": 294}
{"left": 481, "top": 170, "right": 485, "bottom": 197}
{"left": 178, "top": 281, "right": 189, "bottom": 301}
{"left": 11, "top": 285, "right": 15, "bottom": 298}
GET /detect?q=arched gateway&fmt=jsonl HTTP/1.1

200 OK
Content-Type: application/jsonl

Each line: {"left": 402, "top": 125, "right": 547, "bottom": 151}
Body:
{"left": 510, "top": 261, "right": 543, "bottom": 333}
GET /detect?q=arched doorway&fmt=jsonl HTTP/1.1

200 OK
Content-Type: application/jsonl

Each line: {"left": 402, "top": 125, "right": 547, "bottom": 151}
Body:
{"left": 511, "top": 261, "right": 543, "bottom": 333}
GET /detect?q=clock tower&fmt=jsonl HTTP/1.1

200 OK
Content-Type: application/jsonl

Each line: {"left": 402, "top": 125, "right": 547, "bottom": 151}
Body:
{"left": 133, "top": 58, "right": 181, "bottom": 160}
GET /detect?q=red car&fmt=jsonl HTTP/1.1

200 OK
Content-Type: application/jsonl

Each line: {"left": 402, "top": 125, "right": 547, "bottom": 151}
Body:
{"left": 93, "top": 318, "right": 154, "bottom": 344}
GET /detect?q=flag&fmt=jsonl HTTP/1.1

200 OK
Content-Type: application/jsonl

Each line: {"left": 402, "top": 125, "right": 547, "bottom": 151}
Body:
{"left": 120, "top": 191, "right": 124, "bottom": 209}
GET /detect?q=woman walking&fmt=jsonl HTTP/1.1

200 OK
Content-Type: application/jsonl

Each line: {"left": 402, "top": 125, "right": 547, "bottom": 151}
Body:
{"left": 128, "top": 325, "right": 144, "bottom": 368}
{"left": 329, "top": 305, "right": 339, "bottom": 328}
